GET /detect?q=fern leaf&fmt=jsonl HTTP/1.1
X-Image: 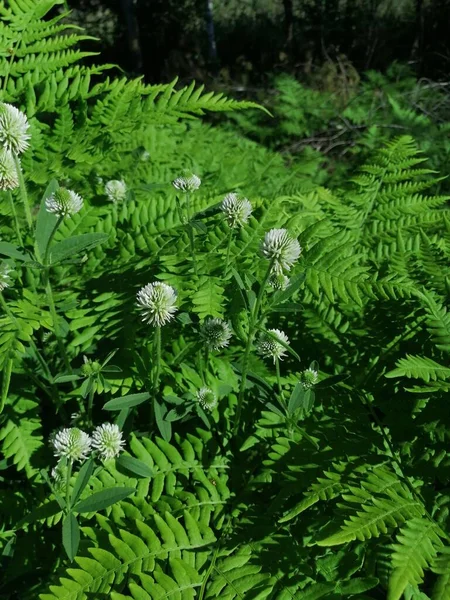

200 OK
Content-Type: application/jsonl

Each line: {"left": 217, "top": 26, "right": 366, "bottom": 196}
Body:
{"left": 388, "top": 518, "right": 443, "bottom": 600}
{"left": 432, "top": 548, "right": 450, "bottom": 600}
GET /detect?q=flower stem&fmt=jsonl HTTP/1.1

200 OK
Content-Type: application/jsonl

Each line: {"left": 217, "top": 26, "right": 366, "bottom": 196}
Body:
{"left": 87, "top": 385, "right": 95, "bottom": 428}
{"left": 43, "top": 215, "right": 64, "bottom": 266}
{"left": 13, "top": 154, "right": 32, "bottom": 230}
{"left": 7, "top": 190, "right": 23, "bottom": 246}
{"left": 65, "top": 459, "right": 73, "bottom": 511}
{"left": 44, "top": 271, "right": 72, "bottom": 373}
{"left": 0, "top": 358, "right": 12, "bottom": 415}
{"left": 233, "top": 259, "right": 275, "bottom": 435}
{"left": 233, "top": 329, "right": 255, "bottom": 435}
{"left": 151, "top": 326, "right": 162, "bottom": 425}
{"left": 275, "top": 358, "right": 284, "bottom": 403}
{"left": 224, "top": 229, "right": 234, "bottom": 275}
{"left": 185, "top": 192, "right": 198, "bottom": 276}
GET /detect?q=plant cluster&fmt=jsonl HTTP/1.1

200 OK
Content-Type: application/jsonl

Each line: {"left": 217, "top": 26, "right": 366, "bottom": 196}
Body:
{"left": 0, "top": 3, "right": 450, "bottom": 600}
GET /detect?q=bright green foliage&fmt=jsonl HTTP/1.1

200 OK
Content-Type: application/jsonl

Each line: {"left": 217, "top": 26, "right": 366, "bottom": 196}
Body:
{"left": 0, "top": 2, "right": 450, "bottom": 600}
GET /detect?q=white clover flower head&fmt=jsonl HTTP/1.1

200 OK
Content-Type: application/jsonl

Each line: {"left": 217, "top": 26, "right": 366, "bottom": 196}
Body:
{"left": 0, "top": 148, "right": 19, "bottom": 190}
{"left": 136, "top": 281, "right": 178, "bottom": 327}
{"left": 0, "top": 262, "right": 12, "bottom": 292}
{"left": 196, "top": 387, "right": 218, "bottom": 411}
{"left": 221, "top": 193, "right": 253, "bottom": 228}
{"left": 172, "top": 173, "right": 201, "bottom": 192}
{"left": 0, "top": 103, "right": 30, "bottom": 154}
{"left": 261, "top": 229, "right": 301, "bottom": 274}
{"left": 269, "top": 272, "right": 290, "bottom": 291}
{"left": 257, "top": 328, "right": 290, "bottom": 363}
{"left": 45, "top": 187, "right": 84, "bottom": 218}
{"left": 52, "top": 428, "right": 92, "bottom": 462}
{"left": 301, "top": 368, "right": 319, "bottom": 389}
{"left": 200, "top": 318, "right": 232, "bottom": 351}
{"left": 140, "top": 150, "right": 150, "bottom": 161}
{"left": 105, "top": 179, "right": 127, "bottom": 203}
{"left": 92, "top": 423, "right": 125, "bottom": 460}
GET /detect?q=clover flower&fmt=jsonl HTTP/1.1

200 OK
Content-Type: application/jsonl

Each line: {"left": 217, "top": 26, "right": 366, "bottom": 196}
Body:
{"left": 52, "top": 428, "right": 92, "bottom": 462}
{"left": 0, "top": 103, "right": 30, "bottom": 155}
{"left": 0, "top": 149, "right": 19, "bottom": 190}
{"left": 300, "top": 368, "right": 319, "bottom": 389}
{"left": 172, "top": 173, "right": 201, "bottom": 192}
{"left": 92, "top": 423, "right": 125, "bottom": 460}
{"left": 200, "top": 318, "right": 232, "bottom": 351}
{"left": 0, "top": 262, "right": 12, "bottom": 292}
{"left": 257, "top": 329, "right": 290, "bottom": 363}
{"left": 269, "top": 272, "right": 290, "bottom": 291}
{"left": 45, "top": 187, "right": 83, "bottom": 218}
{"left": 261, "top": 229, "right": 301, "bottom": 274}
{"left": 221, "top": 193, "right": 253, "bottom": 228}
{"left": 136, "top": 281, "right": 178, "bottom": 327}
{"left": 196, "top": 387, "right": 218, "bottom": 411}
{"left": 105, "top": 179, "right": 127, "bottom": 203}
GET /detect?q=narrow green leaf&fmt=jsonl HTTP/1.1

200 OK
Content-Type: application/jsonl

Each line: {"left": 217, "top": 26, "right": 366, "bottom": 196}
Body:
{"left": 53, "top": 375, "right": 81, "bottom": 383}
{"left": 288, "top": 382, "right": 305, "bottom": 414}
{"left": 103, "top": 392, "right": 150, "bottom": 411}
{"left": 154, "top": 397, "right": 172, "bottom": 442}
{"left": 34, "top": 179, "right": 59, "bottom": 260}
{"left": 71, "top": 458, "right": 94, "bottom": 506}
{"left": 49, "top": 233, "right": 109, "bottom": 264}
{"left": 116, "top": 455, "right": 154, "bottom": 478}
{"left": 62, "top": 513, "right": 79, "bottom": 561}
{"left": 74, "top": 487, "right": 135, "bottom": 513}
{"left": 0, "top": 242, "right": 28, "bottom": 261}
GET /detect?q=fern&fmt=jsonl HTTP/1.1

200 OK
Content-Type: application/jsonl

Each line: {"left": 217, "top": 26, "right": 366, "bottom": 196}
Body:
{"left": 388, "top": 518, "right": 444, "bottom": 600}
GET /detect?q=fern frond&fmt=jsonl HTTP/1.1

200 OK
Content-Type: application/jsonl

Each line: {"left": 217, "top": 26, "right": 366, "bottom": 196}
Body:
{"left": 388, "top": 518, "right": 444, "bottom": 600}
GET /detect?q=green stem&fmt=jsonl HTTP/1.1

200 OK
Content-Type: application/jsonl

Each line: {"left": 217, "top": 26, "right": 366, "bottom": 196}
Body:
{"left": 224, "top": 229, "right": 234, "bottom": 275}
{"left": 0, "top": 358, "right": 12, "bottom": 414}
{"left": 65, "top": 459, "right": 73, "bottom": 512}
{"left": 152, "top": 326, "right": 162, "bottom": 425}
{"left": 44, "top": 271, "right": 71, "bottom": 373}
{"left": 87, "top": 385, "right": 95, "bottom": 427}
{"left": 233, "top": 260, "right": 275, "bottom": 435}
{"left": 233, "top": 329, "right": 255, "bottom": 436}
{"left": 7, "top": 190, "right": 23, "bottom": 246}
{"left": 14, "top": 154, "right": 32, "bottom": 230}
{"left": 275, "top": 358, "right": 284, "bottom": 404}
{"left": 43, "top": 216, "right": 64, "bottom": 266}
{"left": 185, "top": 192, "right": 198, "bottom": 276}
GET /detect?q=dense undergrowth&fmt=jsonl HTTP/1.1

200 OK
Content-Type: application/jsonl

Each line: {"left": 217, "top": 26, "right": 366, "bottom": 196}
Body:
{"left": 1, "top": 2, "right": 450, "bottom": 600}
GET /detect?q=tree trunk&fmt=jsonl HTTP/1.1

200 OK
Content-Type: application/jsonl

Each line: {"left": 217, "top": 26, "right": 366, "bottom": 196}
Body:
{"left": 411, "top": 0, "right": 424, "bottom": 74}
{"left": 205, "top": 0, "right": 218, "bottom": 64}
{"left": 282, "top": 0, "right": 294, "bottom": 48}
{"left": 120, "top": 0, "right": 143, "bottom": 74}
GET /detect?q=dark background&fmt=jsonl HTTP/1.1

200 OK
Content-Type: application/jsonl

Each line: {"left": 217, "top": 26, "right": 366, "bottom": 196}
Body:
{"left": 67, "top": 0, "right": 450, "bottom": 84}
